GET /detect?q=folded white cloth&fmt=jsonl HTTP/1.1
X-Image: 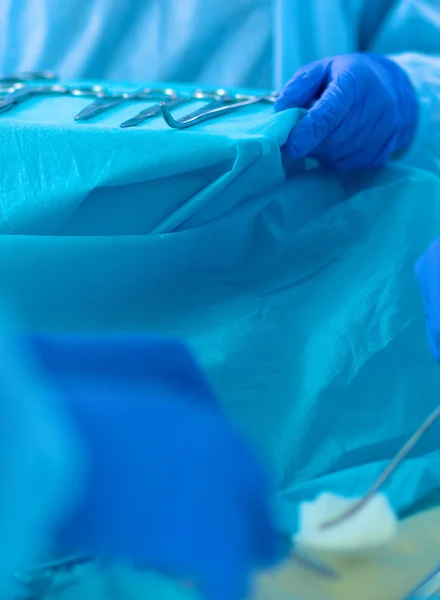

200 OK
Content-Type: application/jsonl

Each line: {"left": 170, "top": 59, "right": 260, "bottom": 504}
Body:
{"left": 294, "top": 493, "right": 398, "bottom": 555}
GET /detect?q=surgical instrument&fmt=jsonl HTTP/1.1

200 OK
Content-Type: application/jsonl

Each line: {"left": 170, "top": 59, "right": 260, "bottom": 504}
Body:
{"left": 0, "top": 84, "right": 23, "bottom": 96}
{"left": 320, "top": 404, "right": 440, "bottom": 530}
{"left": 119, "top": 96, "right": 190, "bottom": 128}
{"left": 291, "top": 549, "right": 338, "bottom": 580}
{"left": 176, "top": 90, "right": 264, "bottom": 121}
{"left": 159, "top": 92, "right": 278, "bottom": 129}
{"left": 68, "top": 84, "right": 107, "bottom": 98}
{"left": 0, "top": 84, "right": 106, "bottom": 113}
{"left": 14, "top": 555, "right": 94, "bottom": 599}
{"left": 74, "top": 86, "right": 178, "bottom": 121}
{"left": 0, "top": 71, "right": 58, "bottom": 84}
{"left": 0, "top": 84, "right": 66, "bottom": 111}
{"left": 403, "top": 564, "right": 440, "bottom": 599}
{"left": 119, "top": 88, "right": 236, "bottom": 128}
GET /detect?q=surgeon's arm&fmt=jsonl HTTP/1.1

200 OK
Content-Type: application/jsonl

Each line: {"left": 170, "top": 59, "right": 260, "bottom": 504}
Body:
{"left": 389, "top": 53, "right": 440, "bottom": 176}
{"left": 366, "top": 0, "right": 440, "bottom": 177}
{"left": 275, "top": 0, "right": 440, "bottom": 175}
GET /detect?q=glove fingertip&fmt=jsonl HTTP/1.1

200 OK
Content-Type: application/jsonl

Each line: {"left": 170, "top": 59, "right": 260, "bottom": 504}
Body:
{"left": 277, "top": 61, "right": 329, "bottom": 109}
{"left": 274, "top": 86, "right": 311, "bottom": 112}
{"left": 274, "top": 97, "right": 288, "bottom": 113}
{"left": 281, "top": 133, "right": 306, "bottom": 160}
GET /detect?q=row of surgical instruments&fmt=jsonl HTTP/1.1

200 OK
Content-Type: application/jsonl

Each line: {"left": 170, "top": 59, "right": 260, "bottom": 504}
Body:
{"left": 0, "top": 71, "right": 277, "bottom": 129}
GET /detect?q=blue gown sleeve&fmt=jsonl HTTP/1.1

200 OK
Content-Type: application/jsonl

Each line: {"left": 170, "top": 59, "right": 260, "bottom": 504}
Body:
{"left": 364, "top": 0, "right": 440, "bottom": 176}
{"left": 390, "top": 52, "right": 440, "bottom": 177}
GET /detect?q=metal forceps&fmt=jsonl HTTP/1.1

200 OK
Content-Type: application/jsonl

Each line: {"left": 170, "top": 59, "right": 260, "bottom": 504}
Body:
{"left": 159, "top": 91, "right": 278, "bottom": 130}
{"left": 320, "top": 403, "right": 440, "bottom": 530}
{"left": 0, "top": 83, "right": 105, "bottom": 114}
{"left": 74, "top": 86, "right": 178, "bottom": 121}
{"left": 0, "top": 70, "right": 58, "bottom": 84}
{"left": 14, "top": 555, "right": 94, "bottom": 599}
{"left": 120, "top": 88, "right": 235, "bottom": 128}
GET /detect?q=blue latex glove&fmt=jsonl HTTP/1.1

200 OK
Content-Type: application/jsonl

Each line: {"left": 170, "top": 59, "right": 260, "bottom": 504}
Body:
{"left": 275, "top": 53, "right": 418, "bottom": 171}
{"left": 28, "top": 334, "right": 277, "bottom": 600}
{"left": 415, "top": 237, "right": 440, "bottom": 362}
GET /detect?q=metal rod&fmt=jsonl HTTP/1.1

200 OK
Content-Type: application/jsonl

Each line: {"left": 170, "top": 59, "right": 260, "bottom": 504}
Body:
{"left": 321, "top": 404, "right": 440, "bottom": 529}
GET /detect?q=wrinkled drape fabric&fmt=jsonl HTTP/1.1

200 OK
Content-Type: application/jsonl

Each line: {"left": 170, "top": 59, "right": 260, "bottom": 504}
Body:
{"left": 0, "top": 94, "right": 439, "bottom": 529}
{"left": 5, "top": 132, "right": 440, "bottom": 599}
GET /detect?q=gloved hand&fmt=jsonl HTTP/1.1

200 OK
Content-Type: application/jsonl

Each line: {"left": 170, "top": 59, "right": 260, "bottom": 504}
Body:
{"left": 29, "top": 334, "right": 277, "bottom": 600}
{"left": 415, "top": 237, "right": 440, "bottom": 362}
{"left": 275, "top": 53, "right": 418, "bottom": 171}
